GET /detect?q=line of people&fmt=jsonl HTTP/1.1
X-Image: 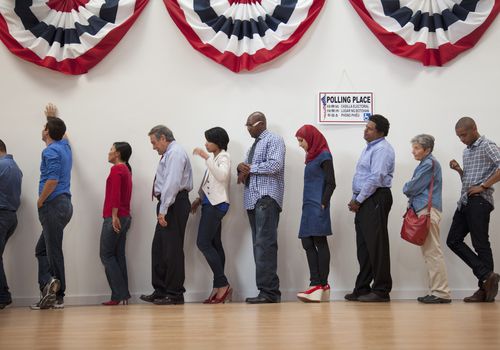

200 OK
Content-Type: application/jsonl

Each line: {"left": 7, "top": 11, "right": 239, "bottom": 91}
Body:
{"left": 0, "top": 107, "right": 499, "bottom": 310}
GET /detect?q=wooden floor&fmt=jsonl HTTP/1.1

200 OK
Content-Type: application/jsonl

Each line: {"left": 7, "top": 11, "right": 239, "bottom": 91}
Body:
{"left": 1, "top": 301, "right": 499, "bottom": 349}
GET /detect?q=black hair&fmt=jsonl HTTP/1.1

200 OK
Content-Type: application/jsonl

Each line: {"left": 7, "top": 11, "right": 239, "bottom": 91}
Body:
{"left": 113, "top": 142, "right": 133, "bottom": 173}
{"left": 0, "top": 139, "right": 5, "bottom": 153}
{"left": 205, "top": 127, "right": 229, "bottom": 151}
{"left": 45, "top": 117, "right": 66, "bottom": 141}
{"left": 369, "top": 114, "right": 390, "bottom": 136}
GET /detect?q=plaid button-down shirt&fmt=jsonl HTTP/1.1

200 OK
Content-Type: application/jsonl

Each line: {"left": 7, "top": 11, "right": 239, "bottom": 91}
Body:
{"left": 243, "top": 130, "right": 286, "bottom": 210}
{"left": 459, "top": 136, "right": 500, "bottom": 208}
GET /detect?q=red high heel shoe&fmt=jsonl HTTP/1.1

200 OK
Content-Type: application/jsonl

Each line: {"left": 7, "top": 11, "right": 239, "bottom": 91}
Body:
{"left": 102, "top": 298, "right": 129, "bottom": 306}
{"left": 211, "top": 286, "right": 232, "bottom": 304}
{"left": 203, "top": 289, "right": 218, "bottom": 304}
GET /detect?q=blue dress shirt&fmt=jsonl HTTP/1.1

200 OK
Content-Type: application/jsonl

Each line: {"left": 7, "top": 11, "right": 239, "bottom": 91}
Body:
{"left": 0, "top": 154, "right": 23, "bottom": 211}
{"left": 352, "top": 137, "right": 395, "bottom": 203}
{"left": 39, "top": 139, "right": 72, "bottom": 202}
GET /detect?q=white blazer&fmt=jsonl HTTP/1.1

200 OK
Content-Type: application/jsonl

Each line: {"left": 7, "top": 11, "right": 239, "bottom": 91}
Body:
{"left": 199, "top": 150, "right": 231, "bottom": 205}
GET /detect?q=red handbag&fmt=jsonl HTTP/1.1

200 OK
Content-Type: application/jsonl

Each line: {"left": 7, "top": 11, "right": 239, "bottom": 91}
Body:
{"left": 400, "top": 160, "right": 434, "bottom": 246}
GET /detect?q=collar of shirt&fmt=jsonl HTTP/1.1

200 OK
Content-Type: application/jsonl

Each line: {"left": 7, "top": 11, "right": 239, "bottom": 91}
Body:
{"left": 256, "top": 129, "right": 270, "bottom": 141}
{"left": 0, "top": 154, "right": 13, "bottom": 161}
{"left": 467, "top": 135, "right": 484, "bottom": 149}
{"left": 366, "top": 137, "right": 385, "bottom": 148}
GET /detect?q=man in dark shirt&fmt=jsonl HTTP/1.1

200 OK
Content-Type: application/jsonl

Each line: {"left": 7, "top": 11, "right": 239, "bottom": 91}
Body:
{"left": 0, "top": 139, "right": 22, "bottom": 309}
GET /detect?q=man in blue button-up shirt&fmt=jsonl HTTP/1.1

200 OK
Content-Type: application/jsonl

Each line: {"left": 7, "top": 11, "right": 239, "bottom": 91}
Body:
{"left": 346, "top": 114, "right": 395, "bottom": 302}
{"left": 0, "top": 139, "right": 22, "bottom": 309}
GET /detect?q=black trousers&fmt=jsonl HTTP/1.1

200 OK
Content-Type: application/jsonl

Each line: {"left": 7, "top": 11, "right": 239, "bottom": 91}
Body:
{"left": 354, "top": 188, "right": 393, "bottom": 297}
{"left": 151, "top": 191, "right": 190, "bottom": 297}
{"left": 301, "top": 236, "right": 330, "bottom": 286}
{"left": 447, "top": 196, "right": 494, "bottom": 287}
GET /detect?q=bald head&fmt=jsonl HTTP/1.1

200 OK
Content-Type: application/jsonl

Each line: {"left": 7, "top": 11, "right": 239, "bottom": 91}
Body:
{"left": 455, "top": 117, "right": 476, "bottom": 131}
{"left": 248, "top": 111, "right": 266, "bottom": 125}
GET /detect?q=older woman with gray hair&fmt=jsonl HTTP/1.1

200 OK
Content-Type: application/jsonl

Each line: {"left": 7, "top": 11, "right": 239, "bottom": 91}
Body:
{"left": 403, "top": 134, "right": 451, "bottom": 303}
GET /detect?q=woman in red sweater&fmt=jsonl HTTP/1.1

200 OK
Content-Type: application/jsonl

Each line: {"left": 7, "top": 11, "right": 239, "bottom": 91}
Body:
{"left": 100, "top": 142, "right": 133, "bottom": 305}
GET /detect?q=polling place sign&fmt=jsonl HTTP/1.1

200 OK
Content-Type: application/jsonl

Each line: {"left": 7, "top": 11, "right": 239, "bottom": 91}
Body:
{"left": 319, "top": 92, "right": 373, "bottom": 124}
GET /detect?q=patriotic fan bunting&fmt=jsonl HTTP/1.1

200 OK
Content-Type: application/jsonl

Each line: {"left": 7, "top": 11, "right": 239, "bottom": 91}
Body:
{"left": 164, "top": 0, "right": 326, "bottom": 72}
{"left": 0, "top": 0, "right": 149, "bottom": 75}
{"left": 349, "top": 0, "right": 500, "bottom": 66}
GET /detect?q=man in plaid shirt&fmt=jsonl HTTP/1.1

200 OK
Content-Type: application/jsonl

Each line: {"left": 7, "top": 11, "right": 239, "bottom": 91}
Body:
{"left": 447, "top": 117, "right": 500, "bottom": 302}
{"left": 237, "top": 112, "right": 285, "bottom": 304}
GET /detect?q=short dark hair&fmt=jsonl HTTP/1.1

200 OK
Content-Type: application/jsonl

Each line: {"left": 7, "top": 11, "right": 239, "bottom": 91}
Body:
{"left": 455, "top": 117, "right": 476, "bottom": 130}
{"left": 0, "top": 139, "right": 6, "bottom": 153}
{"left": 113, "top": 142, "right": 133, "bottom": 173}
{"left": 45, "top": 117, "right": 66, "bottom": 141}
{"left": 369, "top": 114, "right": 390, "bottom": 136}
{"left": 205, "top": 127, "right": 229, "bottom": 151}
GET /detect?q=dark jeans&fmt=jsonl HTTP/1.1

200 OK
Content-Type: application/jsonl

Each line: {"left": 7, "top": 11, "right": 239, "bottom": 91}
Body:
{"left": 247, "top": 196, "right": 281, "bottom": 301}
{"left": 152, "top": 191, "right": 190, "bottom": 297}
{"left": 100, "top": 217, "right": 131, "bottom": 301}
{"left": 447, "top": 196, "right": 494, "bottom": 287}
{"left": 0, "top": 210, "right": 17, "bottom": 303}
{"left": 197, "top": 205, "right": 228, "bottom": 288}
{"left": 36, "top": 194, "right": 73, "bottom": 298}
{"left": 354, "top": 188, "right": 392, "bottom": 297}
{"left": 301, "top": 236, "right": 330, "bottom": 286}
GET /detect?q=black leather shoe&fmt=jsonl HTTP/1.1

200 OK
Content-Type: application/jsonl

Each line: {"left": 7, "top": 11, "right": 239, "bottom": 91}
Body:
{"left": 0, "top": 299, "right": 12, "bottom": 309}
{"left": 140, "top": 292, "right": 163, "bottom": 303}
{"left": 153, "top": 296, "right": 184, "bottom": 305}
{"left": 344, "top": 292, "right": 361, "bottom": 301}
{"left": 245, "top": 295, "right": 280, "bottom": 304}
{"left": 417, "top": 295, "right": 431, "bottom": 302}
{"left": 418, "top": 295, "right": 451, "bottom": 304}
{"left": 358, "top": 292, "right": 390, "bottom": 302}
{"left": 483, "top": 272, "right": 500, "bottom": 302}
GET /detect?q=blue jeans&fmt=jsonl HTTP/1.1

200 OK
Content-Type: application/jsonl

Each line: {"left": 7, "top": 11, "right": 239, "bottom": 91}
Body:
{"left": 197, "top": 205, "right": 228, "bottom": 288}
{"left": 36, "top": 194, "right": 73, "bottom": 297}
{"left": 247, "top": 196, "right": 281, "bottom": 300}
{"left": 0, "top": 210, "right": 17, "bottom": 303}
{"left": 100, "top": 217, "right": 131, "bottom": 301}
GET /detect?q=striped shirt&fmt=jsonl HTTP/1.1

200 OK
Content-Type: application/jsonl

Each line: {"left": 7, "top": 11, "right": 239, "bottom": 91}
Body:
{"left": 459, "top": 136, "right": 500, "bottom": 208}
{"left": 244, "top": 130, "right": 286, "bottom": 210}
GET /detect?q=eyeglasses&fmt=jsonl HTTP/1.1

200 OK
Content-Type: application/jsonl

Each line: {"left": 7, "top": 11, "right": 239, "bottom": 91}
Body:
{"left": 245, "top": 121, "right": 263, "bottom": 128}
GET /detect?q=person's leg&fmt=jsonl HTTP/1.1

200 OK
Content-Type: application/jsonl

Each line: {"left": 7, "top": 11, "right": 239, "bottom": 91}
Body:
{"left": 419, "top": 208, "right": 450, "bottom": 299}
{"left": 353, "top": 206, "right": 373, "bottom": 296}
{"left": 196, "top": 205, "right": 228, "bottom": 288}
{"left": 313, "top": 236, "right": 330, "bottom": 286}
{"left": 116, "top": 217, "right": 131, "bottom": 299}
{"left": 0, "top": 211, "right": 17, "bottom": 304}
{"left": 151, "top": 220, "right": 168, "bottom": 297}
{"left": 252, "top": 196, "right": 281, "bottom": 301}
{"left": 301, "top": 237, "right": 321, "bottom": 286}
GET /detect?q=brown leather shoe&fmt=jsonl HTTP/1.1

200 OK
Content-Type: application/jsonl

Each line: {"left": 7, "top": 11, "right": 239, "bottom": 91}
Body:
{"left": 463, "top": 289, "right": 486, "bottom": 303}
{"left": 483, "top": 272, "right": 500, "bottom": 302}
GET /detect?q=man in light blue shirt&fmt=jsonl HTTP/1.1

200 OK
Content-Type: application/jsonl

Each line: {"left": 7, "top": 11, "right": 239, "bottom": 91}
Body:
{"left": 0, "top": 139, "right": 22, "bottom": 309}
{"left": 141, "top": 125, "right": 193, "bottom": 305}
{"left": 346, "top": 114, "right": 395, "bottom": 302}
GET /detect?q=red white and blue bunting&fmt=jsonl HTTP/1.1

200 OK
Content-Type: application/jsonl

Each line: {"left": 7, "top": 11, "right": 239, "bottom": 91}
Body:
{"left": 0, "top": 0, "right": 149, "bottom": 75}
{"left": 349, "top": 0, "right": 500, "bottom": 66}
{"left": 164, "top": 0, "right": 325, "bottom": 72}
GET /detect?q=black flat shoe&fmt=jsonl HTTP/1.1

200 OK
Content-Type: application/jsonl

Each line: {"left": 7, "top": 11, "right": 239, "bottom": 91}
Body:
{"left": 140, "top": 292, "right": 163, "bottom": 303}
{"left": 245, "top": 295, "right": 280, "bottom": 304}
{"left": 418, "top": 295, "right": 451, "bottom": 304}
{"left": 358, "top": 292, "right": 390, "bottom": 302}
{"left": 153, "top": 296, "right": 184, "bottom": 305}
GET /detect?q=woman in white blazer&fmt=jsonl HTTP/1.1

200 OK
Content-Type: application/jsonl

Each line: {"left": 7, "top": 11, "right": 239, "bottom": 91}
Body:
{"left": 191, "top": 127, "right": 232, "bottom": 304}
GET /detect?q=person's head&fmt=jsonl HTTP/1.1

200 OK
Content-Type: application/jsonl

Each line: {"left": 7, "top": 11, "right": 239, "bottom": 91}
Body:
{"left": 148, "top": 125, "right": 175, "bottom": 155}
{"left": 455, "top": 117, "right": 480, "bottom": 146}
{"left": 204, "top": 127, "right": 229, "bottom": 154}
{"left": 364, "top": 114, "right": 389, "bottom": 142}
{"left": 42, "top": 117, "right": 66, "bottom": 142}
{"left": 109, "top": 142, "right": 133, "bottom": 172}
{"left": 0, "top": 139, "right": 6, "bottom": 155}
{"left": 411, "top": 134, "right": 434, "bottom": 161}
{"left": 245, "top": 111, "right": 267, "bottom": 138}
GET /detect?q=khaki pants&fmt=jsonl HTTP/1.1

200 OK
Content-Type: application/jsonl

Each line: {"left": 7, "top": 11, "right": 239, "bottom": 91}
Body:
{"left": 418, "top": 208, "right": 451, "bottom": 299}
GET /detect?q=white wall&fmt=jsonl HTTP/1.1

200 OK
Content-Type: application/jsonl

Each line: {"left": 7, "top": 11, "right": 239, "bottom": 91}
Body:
{"left": 1, "top": 1, "right": 499, "bottom": 304}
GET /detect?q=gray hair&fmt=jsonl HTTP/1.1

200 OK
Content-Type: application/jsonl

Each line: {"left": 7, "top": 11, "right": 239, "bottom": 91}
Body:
{"left": 411, "top": 134, "right": 435, "bottom": 152}
{"left": 148, "top": 125, "right": 175, "bottom": 142}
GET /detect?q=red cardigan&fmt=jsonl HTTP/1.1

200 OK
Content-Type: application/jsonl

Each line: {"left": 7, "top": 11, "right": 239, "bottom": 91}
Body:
{"left": 103, "top": 164, "right": 132, "bottom": 218}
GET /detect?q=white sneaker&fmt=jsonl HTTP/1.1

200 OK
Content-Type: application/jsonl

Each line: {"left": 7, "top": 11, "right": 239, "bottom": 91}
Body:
{"left": 297, "top": 285, "right": 323, "bottom": 303}
{"left": 30, "top": 294, "right": 56, "bottom": 310}
{"left": 321, "top": 284, "right": 331, "bottom": 302}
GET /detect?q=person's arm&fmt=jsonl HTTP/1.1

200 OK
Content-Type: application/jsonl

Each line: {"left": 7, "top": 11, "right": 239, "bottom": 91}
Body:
{"left": 158, "top": 150, "right": 186, "bottom": 216}
{"left": 37, "top": 148, "right": 60, "bottom": 208}
{"left": 38, "top": 180, "right": 58, "bottom": 208}
{"left": 249, "top": 137, "right": 285, "bottom": 175}
{"left": 320, "top": 159, "right": 336, "bottom": 208}
{"left": 44, "top": 103, "right": 68, "bottom": 140}
{"left": 449, "top": 159, "right": 463, "bottom": 177}
{"left": 403, "top": 161, "right": 433, "bottom": 198}
{"left": 108, "top": 167, "right": 122, "bottom": 233}
{"left": 355, "top": 147, "right": 393, "bottom": 204}
{"left": 468, "top": 143, "right": 500, "bottom": 195}
{"left": 206, "top": 153, "right": 230, "bottom": 184}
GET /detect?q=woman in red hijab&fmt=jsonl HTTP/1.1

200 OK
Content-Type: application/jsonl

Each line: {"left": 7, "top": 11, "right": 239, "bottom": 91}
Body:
{"left": 295, "top": 125, "right": 336, "bottom": 302}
